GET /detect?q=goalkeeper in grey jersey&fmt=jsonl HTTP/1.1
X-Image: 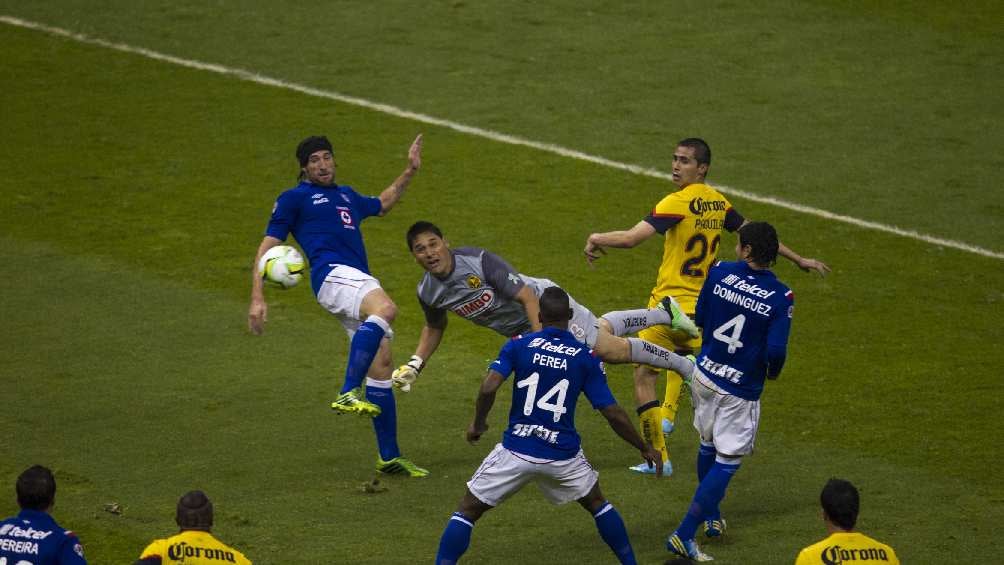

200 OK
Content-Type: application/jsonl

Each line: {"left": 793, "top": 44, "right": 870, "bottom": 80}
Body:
{"left": 392, "top": 221, "right": 698, "bottom": 392}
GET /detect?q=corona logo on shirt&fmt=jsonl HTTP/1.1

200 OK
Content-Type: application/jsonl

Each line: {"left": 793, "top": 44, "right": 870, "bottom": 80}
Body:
{"left": 167, "top": 541, "right": 238, "bottom": 563}
{"left": 821, "top": 544, "right": 892, "bottom": 564}
{"left": 452, "top": 290, "right": 494, "bottom": 318}
{"left": 466, "top": 274, "right": 482, "bottom": 289}
{"left": 688, "top": 197, "right": 727, "bottom": 216}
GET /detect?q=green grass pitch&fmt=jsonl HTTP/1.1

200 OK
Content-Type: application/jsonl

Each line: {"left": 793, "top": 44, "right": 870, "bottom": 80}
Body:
{"left": 1, "top": 2, "right": 1001, "bottom": 563}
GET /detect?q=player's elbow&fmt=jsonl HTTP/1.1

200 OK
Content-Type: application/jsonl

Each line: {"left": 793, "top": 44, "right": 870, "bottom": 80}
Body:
{"left": 766, "top": 345, "right": 787, "bottom": 379}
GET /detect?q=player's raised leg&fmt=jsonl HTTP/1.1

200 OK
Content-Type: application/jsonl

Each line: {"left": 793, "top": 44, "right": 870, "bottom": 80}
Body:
{"left": 600, "top": 295, "right": 699, "bottom": 338}
{"left": 435, "top": 490, "right": 492, "bottom": 565}
{"left": 331, "top": 287, "right": 396, "bottom": 416}
{"left": 577, "top": 483, "right": 638, "bottom": 565}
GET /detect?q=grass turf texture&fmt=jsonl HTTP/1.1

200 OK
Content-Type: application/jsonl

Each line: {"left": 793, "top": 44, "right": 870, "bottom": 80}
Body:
{"left": 1, "top": 3, "right": 1002, "bottom": 564}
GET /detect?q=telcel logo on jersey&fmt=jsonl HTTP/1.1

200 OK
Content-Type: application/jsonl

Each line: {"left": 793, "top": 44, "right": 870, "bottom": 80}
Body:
{"left": 0, "top": 524, "right": 52, "bottom": 540}
{"left": 688, "top": 197, "right": 727, "bottom": 216}
{"left": 167, "top": 542, "right": 238, "bottom": 563}
{"left": 527, "top": 338, "right": 582, "bottom": 357}
{"left": 452, "top": 290, "right": 494, "bottom": 318}
{"left": 820, "top": 544, "right": 892, "bottom": 564}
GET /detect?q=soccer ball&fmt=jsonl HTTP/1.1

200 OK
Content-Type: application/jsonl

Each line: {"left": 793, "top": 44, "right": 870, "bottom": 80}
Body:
{"left": 258, "top": 245, "right": 305, "bottom": 289}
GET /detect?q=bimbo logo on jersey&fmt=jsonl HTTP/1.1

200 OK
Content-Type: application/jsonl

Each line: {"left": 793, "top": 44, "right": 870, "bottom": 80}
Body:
{"left": 688, "top": 197, "right": 727, "bottom": 216}
{"left": 452, "top": 290, "right": 494, "bottom": 318}
{"left": 167, "top": 541, "right": 238, "bottom": 562}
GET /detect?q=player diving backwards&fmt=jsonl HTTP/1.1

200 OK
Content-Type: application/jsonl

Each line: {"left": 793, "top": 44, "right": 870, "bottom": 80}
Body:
{"left": 392, "top": 222, "right": 697, "bottom": 427}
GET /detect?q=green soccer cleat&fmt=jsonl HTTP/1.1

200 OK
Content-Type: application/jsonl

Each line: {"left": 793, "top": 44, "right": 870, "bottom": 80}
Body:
{"left": 703, "top": 518, "right": 727, "bottom": 538}
{"left": 331, "top": 388, "right": 381, "bottom": 417}
{"left": 667, "top": 533, "right": 714, "bottom": 562}
{"left": 376, "top": 456, "right": 430, "bottom": 478}
{"left": 659, "top": 295, "right": 700, "bottom": 338}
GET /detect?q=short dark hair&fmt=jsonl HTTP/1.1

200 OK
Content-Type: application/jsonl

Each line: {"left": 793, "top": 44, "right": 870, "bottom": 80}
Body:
{"left": 738, "top": 221, "right": 779, "bottom": 266}
{"left": 16, "top": 465, "right": 56, "bottom": 511}
{"left": 677, "top": 138, "right": 712, "bottom": 167}
{"left": 539, "top": 286, "right": 572, "bottom": 324}
{"left": 406, "top": 220, "right": 444, "bottom": 251}
{"left": 821, "top": 478, "right": 859, "bottom": 531}
{"left": 176, "top": 490, "right": 214, "bottom": 531}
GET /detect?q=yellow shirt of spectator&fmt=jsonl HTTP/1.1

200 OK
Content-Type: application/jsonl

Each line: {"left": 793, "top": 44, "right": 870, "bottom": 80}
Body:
{"left": 644, "top": 182, "right": 744, "bottom": 313}
{"left": 138, "top": 530, "right": 251, "bottom": 564}
{"left": 795, "top": 531, "right": 899, "bottom": 565}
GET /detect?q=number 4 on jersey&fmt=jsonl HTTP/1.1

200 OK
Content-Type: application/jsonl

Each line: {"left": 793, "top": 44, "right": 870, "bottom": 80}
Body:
{"left": 712, "top": 314, "right": 746, "bottom": 354}
{"left": 517, "top": 372, "right": 569, "bottom": 423}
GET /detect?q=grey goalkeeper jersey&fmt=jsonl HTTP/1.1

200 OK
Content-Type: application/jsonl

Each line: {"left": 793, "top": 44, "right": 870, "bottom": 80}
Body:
{"left": 417, "top": 247, "right": 599, "bottom": 345}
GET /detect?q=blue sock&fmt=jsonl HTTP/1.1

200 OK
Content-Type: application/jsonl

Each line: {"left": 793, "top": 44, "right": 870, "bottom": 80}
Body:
{"left": 341, "top": 317, "right": 387, "bottom": 393}
{"left": 697, "top": 443, "right": 716, "bottom": 482}
{"left": 593, "top": 502, "right": 636, "bottom": 565}
{"left": 676, "top": 460, "right": 740, "bottom": 540}
{"left": 436, "top": 512, "right": 474, "bottom": 565}
{"left": 365, "top": 379, "right": 400, "bottom": 460}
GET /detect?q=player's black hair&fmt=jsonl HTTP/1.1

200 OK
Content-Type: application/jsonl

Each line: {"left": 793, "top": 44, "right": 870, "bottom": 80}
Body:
{"left": 296, "top": 135, "right": 334, "bottom": 180}
{"left": 539, "top": 286, "right": 573, "bottom": 325}
{"left": 16, "top": 465, "right": 56, "bottom": 511}
{"left": 737, "top": 221, "right": 779, "bottom": 267}
{"left": 176, "top": 490, "right": 214, "bottom": 531}
{"left": 677, "top": 138, "right": 712, "bottom": 168}
{"left": 406, "top": 220, "right": 444, "bottom": 251}
{"left": 820, "top": 478, "right": 859, "bottom": 531}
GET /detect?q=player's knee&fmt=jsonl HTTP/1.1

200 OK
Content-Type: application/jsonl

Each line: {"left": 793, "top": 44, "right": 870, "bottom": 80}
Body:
{"left": 598, "top": 317, "right": 614, "bottom": 334}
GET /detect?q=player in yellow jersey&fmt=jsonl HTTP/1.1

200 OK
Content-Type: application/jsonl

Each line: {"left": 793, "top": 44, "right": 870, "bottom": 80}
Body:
{"left": 795, "top": 479, "right": 899, "bottom": 564}
{"left": 584, "top": 138, "right": 829, "bottom": 479}
{"left": 134, "top": 491, "right": 252, "bottom": 565}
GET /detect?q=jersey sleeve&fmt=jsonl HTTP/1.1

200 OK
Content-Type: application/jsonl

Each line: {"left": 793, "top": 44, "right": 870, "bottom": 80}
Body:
{"left": 58, "top": 531, "right": 88, "bottom": 564}
{"left": 644, "top": 194, "right": 687, "bottom": 234}
{"left": 264, "top": 190, "right": 299, "bottom": 241}
{"left": 418, "top": 292, "right": 448, "bottom": 329}
{"left": 488, "top": 339, "right": 518, "bottom": 379}
{"left": 136, "top": 539, "right": 164, "bottom": 563}
{"left": 480, "top": 250, "right": 525, "bottom": 301}
{"left": 724, "top": 207, "right": 744, "bottom": 232}
{"left": 581, "top": 355, "right": 616, "bottom": 410}
{"left": 765, "top": 289, "right": 794, "bottom": 377}
{"left": 347, "top": 186, "right": 383, "bottom": 220}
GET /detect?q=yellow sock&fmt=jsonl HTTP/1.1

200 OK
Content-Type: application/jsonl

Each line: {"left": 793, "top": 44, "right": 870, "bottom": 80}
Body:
{"left": 661, "top": 370, "right": 684, "bottom": 426}
{"left": 638, "top": 402, "right": 668, "bottom": 462}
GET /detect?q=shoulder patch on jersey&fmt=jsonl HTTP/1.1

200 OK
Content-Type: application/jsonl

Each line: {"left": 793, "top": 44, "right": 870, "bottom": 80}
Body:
{"left": 507, "top": 273, "right": 520, "bottom": 285}
{"left": 788, "top": 305, "right": 794, "bottom": 319}
{"left": 271, "top": 201, "right": 277, "bottom": 214}
{"left": 785, "top": 290, "right": 794, "bottom": 301}
{"left": 466, "top": 274, "right": 481, "bottom": 289}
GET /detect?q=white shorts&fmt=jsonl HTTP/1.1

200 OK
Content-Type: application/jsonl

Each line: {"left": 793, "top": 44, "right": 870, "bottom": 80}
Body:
{"left": 690, "top": 369, "right": 760, "bottom": 457}
{"left": 526, "top": 277, "right": 600, "bottom": 348}
{"left": 467, "top": 443, "right": 599, "bottom": 507}
{"left": 316, "top": 265, "right": 388, "bottom": 339}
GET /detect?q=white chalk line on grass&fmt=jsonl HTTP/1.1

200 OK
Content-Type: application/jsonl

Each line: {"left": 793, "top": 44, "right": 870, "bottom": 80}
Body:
{"left": 3, "top": 14, "right": 1001, "bottom": 261}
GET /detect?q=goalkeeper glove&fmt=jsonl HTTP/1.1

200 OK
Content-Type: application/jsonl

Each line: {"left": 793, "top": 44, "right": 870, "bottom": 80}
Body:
{"left": 392, "top": 355, "right": 424, "bottom": 392}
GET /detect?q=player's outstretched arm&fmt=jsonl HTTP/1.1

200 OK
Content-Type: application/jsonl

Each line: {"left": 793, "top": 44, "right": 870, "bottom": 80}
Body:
{"left": 515, "top": 286, "right": 543, "bottom": 332}
{"left": 378, "top": 134, "right": 423, "bottom": 215}
{"left": 778, "top": 241, "right": 830, "bottom": 276}
{"left": 392, "top": 323, "right": 446, "bottom": 392}
{"left": 599, "top": 404, "right": 664, "bottom": 476}
{"left": 583, "top": 221, "right": 657, "bottom": 266}
{"left": 248, "top": 236, "right": 283, "bottom": 335}
{"left": 467, "top": 370, "right": 505, "bottom": 444}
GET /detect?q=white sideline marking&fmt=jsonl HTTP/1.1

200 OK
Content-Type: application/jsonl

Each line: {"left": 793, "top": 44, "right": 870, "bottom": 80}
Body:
{"left": 3, "top": 14, "right": 1002, "bottom": 261}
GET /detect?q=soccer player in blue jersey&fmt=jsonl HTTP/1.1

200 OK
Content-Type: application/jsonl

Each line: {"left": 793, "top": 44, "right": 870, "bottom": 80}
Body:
{"left": 666, "top": 221, "right": 795, "bottom": 562}
{"left": 248, "top": 134, "right": 429, "bottom": 477}
{"left": 435, "top": 287, "right": 663, "bottom": 565}
{"left": 0, "top": 465, "right": 87, "bottom": 564}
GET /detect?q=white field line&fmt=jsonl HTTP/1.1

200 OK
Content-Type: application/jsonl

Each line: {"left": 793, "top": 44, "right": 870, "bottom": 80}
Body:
{"left": 4, "top": 14, "right": 1002, "bottom": 261}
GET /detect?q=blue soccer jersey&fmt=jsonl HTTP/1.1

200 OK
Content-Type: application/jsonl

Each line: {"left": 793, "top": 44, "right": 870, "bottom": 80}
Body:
{"left": 265, "top": 182, "right": 383, "bottom": 295}
{"left": 0, "top": 510, "right": 86, "bottom": 564}
{"left": 489, "top": 327, "right": 617, "bottom": 460}
{"left": 694, "top": 260, "right": 794, "bottom": 400}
